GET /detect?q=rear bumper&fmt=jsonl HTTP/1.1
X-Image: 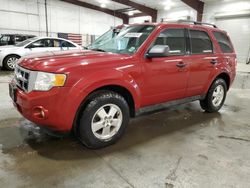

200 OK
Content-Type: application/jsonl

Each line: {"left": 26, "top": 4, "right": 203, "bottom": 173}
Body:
{"left": 10, "top": 81, "right": 77, "bottom": 132}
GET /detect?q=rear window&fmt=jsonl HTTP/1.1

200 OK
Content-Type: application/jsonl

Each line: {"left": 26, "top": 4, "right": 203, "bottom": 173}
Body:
{"left": 213, "top": 31, "right": 233, "bottom": 53}
{"left": 190, "top": 30, "right": 213, "bottom": 54}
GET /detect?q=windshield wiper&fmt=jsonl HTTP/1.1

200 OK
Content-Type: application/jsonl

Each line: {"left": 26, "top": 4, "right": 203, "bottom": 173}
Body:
{"left": 91, "top": 48, "right": 106, "bottom": 52}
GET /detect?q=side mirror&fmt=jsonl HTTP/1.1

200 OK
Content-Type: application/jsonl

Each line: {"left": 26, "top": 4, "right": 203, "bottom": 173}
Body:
{"left": 146, "top": 45, "right": 170, "bottom": 58}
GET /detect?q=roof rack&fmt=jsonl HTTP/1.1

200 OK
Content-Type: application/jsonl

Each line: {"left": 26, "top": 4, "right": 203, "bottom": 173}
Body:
{"left": 177, "top": 20, "right": 217, "bottom": 28}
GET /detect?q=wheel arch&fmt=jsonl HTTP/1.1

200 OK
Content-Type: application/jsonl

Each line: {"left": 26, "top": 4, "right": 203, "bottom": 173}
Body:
{"left": 72, "top": 84, "right": 137, "bottom": 135}
{"left": 214, "top": 72, "right": 230, "bottom": 90}
{"left": 3, "top": 54, "right": 21, "bottom": 62}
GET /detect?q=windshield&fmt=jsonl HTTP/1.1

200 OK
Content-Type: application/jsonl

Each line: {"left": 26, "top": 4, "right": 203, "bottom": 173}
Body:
{"left": 87, "top": 27, "right": 125, "bottom": 50}
{"left": 88, "top": 25, "right": 155, "bottom": 54}
{"left": 15, "top": 37, "right": 38, "bottom": 47}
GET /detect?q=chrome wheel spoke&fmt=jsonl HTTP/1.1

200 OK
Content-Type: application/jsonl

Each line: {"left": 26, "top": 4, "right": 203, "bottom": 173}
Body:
{"left": 112, "top": 119, "right": 121, "bottom": 127}
{"left": 108, "top": 106, "right": 118, "bottom": 117}
{"left": 97, "top": 108, "right": 108, "bottom": 119}
{"left": 92, "top": 121, "right": 105, "bottom": 132}
{"left": 102, "top": 126, "right": 110, "bottom": 136}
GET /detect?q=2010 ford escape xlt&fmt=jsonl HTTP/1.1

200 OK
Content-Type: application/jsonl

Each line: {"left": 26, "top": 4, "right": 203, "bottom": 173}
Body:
{"left": 9, "top": 21, "right": 237, "bottom": 148}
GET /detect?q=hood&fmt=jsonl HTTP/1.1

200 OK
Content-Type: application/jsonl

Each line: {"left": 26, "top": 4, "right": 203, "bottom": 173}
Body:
{"left": 18, "top": 50, "right": 132, "bottom": 72}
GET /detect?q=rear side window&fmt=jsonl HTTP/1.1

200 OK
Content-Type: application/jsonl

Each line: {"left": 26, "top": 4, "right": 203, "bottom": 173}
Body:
{"left": 213, "top": 31, "right": 233, "bottom": 53}
{"left": 153, "top": 29, "right": 186, "bottom": 55}
{"left": 60, "top": 40, "right": 76, "bottom": 48}
{"left": 190, "top": 30, "right": 213, "bottom": 54}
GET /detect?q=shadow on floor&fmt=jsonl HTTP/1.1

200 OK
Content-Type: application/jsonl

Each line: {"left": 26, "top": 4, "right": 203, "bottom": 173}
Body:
{"left": 2, "top": 103, "right": 222, "bottom": 160}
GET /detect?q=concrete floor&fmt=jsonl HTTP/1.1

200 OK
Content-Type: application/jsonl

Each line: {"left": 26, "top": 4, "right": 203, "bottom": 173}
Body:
{"left": 0, "top": 71, "right": 250, "bottom": 188}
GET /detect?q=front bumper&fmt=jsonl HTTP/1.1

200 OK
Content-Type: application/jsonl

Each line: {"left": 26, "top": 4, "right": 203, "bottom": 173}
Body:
{"left": 9, "top": 81, "right": 75, "bottom": 132}
{"left": 0, "top": 53, "right": 4, "bottom": 67}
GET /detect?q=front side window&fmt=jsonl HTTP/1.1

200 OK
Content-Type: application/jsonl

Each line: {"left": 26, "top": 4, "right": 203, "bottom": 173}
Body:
{"left": 87, "top": 25, "right": 155, "bottom": 54}
{"left": 213, "top": 31, "right": 233, "bottom": 53}
{"left": 190, "top": 30, "right": 213, "bottom": 54}
{"left": 153, "top": 29, "right": 186, "bottom": 55}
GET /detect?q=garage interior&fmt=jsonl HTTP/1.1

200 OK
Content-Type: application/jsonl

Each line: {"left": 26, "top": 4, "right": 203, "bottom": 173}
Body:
{"left": 0, "top": 0, "right": 250, "bottom": 187}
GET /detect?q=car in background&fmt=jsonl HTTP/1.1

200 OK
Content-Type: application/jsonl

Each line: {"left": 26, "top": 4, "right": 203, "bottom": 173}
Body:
{"left": 0, "top": 34, "right": 36, "bottom": 46}
{"left": 0, "top": 37, "right": 82, "bottom": 70}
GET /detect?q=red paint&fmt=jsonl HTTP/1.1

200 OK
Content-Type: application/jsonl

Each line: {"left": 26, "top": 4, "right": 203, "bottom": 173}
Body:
{"left": 12, "top": 23, "right": 236, "bottom": 131}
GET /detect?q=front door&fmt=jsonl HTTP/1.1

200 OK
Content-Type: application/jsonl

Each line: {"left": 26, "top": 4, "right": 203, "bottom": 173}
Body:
{"left": 141, "top": 28, "right": 189, "bottom": 106}
{"left": 24, "top": 38, "right": 54, "bottom": 55}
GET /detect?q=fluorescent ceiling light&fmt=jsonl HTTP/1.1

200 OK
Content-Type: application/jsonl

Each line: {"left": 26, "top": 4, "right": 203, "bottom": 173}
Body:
{"left": 162, "top": 0, "right": 175, "bottom": 11}
{"left": 164, "top": 5, "right": 171, "bottom": 10}
{"left": 100, "top": 3, "right": 106, "bottom": 8}
{"left": 128, "top": 11, "right": 134, "bottom": 16}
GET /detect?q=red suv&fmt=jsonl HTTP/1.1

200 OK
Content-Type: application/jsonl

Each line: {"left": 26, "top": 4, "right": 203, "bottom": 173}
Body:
{"left": 9, "top": 21, "right": 236, "bottom": 148}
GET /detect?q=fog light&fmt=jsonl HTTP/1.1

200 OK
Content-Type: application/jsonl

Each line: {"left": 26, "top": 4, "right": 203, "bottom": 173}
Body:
{"left": 32, "top": 106, "right": 48, "bottom": 119}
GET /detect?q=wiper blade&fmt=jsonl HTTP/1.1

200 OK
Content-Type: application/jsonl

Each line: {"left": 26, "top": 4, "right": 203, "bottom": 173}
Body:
{"left": 91, "top": 48, "right": 106, "bottom": 52}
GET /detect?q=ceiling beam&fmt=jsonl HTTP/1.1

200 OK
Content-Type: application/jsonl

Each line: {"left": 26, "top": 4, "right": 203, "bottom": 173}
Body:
{"left": 60, "top": 0, "right": 129, "bottom": 24}
{"left": 111, "top": 0, "right": 157, "bottom": 22}
{"left": 181, "top": 0, "right": 204, "bottom": 21}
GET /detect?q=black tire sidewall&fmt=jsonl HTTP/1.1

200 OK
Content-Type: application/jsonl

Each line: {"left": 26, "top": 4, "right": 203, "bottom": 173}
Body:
{"left": 78, "top": 91, "right": 129, "bottom": 149}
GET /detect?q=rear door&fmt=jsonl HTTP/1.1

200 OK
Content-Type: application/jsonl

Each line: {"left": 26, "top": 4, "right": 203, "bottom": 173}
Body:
{"left": 185, "top": 28, "right": 218, "bottom": 97}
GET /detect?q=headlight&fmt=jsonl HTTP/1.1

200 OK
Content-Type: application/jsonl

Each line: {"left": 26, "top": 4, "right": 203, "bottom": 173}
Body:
{"left": 34, "top": 72, "right": 67, "bottom": 91}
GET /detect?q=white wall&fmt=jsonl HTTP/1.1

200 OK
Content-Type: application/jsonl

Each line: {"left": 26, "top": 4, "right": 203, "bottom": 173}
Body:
{"left": 129, "top": 16, "right": 152, "bottom": 24}
{"left": 0, "top": 0, "right": 122, "bottom": 37}
{"left": 203, "top": 0, "right": 250, "bottom": 23}
{"left": 157, "top": 6, "right": 197, "bottom": 22}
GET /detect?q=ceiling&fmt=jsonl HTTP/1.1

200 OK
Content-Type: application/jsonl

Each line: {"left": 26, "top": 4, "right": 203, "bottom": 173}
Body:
{"left": 131, "top": 0, "right": 187, "bottom": 10}
{"left": 78, "top": 0, "right": 129, "bottom": 10}
{"left": 64, "top": 0, "right": 241, "bottom": 23}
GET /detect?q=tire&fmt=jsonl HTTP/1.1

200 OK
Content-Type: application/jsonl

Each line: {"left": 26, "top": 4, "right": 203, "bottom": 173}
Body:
{"left": 77, "top": 90, "right": 130, "bottom": 149}
{"left": 200, "top": 78, "right": 227, "bottom": 113}
{"left": 3, "top": 55, "right": 20, "bottom": 71}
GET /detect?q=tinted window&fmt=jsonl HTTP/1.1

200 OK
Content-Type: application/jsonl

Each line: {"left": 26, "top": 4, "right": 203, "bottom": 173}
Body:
{"left": 60, "top": 40, "right": 76, "bottom": 48}
{"left": 52, "top": 39, "right": 76, "bottom": 48}
{"left": 213, "top": 31, "right": 233, "bottom": 53}
{"left": 15, "top": 35, "right": 24, "bottom": 42}
{"left": 153, "top": 29, "right": 186, "bottom": 55}
{"left": 0, "top": 35, "right": 10, "bottom": 42}
{"left": 190, "top": 30, "right": 213, "bottom": 54}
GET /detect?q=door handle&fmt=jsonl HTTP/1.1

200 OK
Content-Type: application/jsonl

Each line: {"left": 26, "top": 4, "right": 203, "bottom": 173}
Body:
{"left": 176, "top": 62, "right": 187, "bottom": 68}
{"left": 210, "top": 59, "right": 218, "bottom": 65}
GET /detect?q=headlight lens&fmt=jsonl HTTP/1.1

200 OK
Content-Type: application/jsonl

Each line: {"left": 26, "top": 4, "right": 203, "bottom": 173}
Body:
{"left": 34, "top": 72, "right": 66, "bottom": 91}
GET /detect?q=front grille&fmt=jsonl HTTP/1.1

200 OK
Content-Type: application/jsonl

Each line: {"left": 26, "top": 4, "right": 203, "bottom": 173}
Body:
{"left": 14, "top": 65, "right": 31, "bottom": 92}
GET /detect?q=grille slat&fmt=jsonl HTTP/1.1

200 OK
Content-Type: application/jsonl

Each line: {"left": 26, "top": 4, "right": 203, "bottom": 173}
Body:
{"left": 15, "top": 65, "right": 30, "bottom": 92}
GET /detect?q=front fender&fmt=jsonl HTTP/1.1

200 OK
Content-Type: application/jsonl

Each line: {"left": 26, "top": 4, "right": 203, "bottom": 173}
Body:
{"left": 62, "top": 68, "right": 141, "bottom": 129}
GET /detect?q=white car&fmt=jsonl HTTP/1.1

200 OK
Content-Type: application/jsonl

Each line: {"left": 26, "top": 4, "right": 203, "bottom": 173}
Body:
{"left": 0, "top": 37, "right": 82, "bottom": 70}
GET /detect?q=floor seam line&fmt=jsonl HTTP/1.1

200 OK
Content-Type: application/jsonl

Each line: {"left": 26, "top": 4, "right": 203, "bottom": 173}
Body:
{"left": 92, "top": 150, "right": 135, "bottom": 188}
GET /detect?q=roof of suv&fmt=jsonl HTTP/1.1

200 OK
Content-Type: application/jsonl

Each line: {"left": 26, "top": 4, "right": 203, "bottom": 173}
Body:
{"left": 128, "top": 21, "right": 225, "bottom": 33}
